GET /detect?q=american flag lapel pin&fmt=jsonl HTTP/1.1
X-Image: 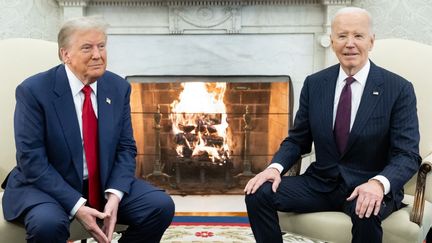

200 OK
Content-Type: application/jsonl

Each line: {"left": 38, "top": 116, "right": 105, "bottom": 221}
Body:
{"left": 106, "top": 97, "right": 111, "bottom": 104}
{"left": 373, "top": 91, "right": 379, "bottom": 96}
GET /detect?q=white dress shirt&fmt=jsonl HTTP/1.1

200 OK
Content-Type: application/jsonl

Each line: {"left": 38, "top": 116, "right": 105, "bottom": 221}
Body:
{"left": 65, "top": 65, "right": 123, "bottom": 217}
{"left": 269, "top": 60, "right": 390, "bottom": 194}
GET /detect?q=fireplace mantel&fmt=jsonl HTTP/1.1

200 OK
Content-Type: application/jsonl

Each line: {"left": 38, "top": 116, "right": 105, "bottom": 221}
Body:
{"left": 57, "top": 0, "right": 351, "bottom": 7}
{"left": 55, "top": 0, "right": 348, "bottom": 50}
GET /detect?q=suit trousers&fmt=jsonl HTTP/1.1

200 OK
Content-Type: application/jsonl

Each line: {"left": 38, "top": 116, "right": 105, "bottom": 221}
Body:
{"left": 245, "top": 175, "right": 397, "bottom": 243}
{"left": 18, "top": 179, "right": 174, "bottom": 243}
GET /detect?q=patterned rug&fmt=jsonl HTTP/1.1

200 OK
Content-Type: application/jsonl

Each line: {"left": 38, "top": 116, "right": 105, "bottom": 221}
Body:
{"left": 81, "top": 213, "right": 328, "bottom": 243}
{"left": 161, "top": 213, "right": 326, "bottom": 243}
{"left": 161, "top": 225, "right": 327, "bottom": 243}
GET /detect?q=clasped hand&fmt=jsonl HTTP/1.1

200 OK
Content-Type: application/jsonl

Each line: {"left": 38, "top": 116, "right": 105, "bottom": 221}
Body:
{"left": 76, "top": 193, "right": 120, "bottom": 243}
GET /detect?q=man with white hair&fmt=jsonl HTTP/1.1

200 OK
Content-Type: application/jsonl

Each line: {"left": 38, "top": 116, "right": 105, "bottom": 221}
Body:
{"left": 245, "top": 7, "right": 420, "bottom": 243}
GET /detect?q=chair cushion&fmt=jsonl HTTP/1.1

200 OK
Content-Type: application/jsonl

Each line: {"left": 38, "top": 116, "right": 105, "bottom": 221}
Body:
{"left": 278, "top": 195, "right": 432, "bottom": 243}
{"left": 0, "top": 192, "right": 27, "bottom": 243}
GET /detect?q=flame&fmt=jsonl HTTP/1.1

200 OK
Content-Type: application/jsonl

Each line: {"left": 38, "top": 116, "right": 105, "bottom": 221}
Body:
{"left": 170, "top": 82, "right": 230, "bottom": 163}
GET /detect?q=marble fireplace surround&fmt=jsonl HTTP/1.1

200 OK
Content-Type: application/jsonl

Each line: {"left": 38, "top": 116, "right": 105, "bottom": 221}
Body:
{"left": 56, "top": 0, "right": 350, "bottom": 112}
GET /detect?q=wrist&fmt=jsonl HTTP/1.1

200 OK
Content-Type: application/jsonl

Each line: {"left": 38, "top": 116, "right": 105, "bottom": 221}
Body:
{"left": 107, "top": 192, "right": 121, "bottom": 203}
{"left": 368, "top": 179, "right": 384, "bottom": 193}
{"left": 267, "top": 167, "right": 280, "bottom": 173}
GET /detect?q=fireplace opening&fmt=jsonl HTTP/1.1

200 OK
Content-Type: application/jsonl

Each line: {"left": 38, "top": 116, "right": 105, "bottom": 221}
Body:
{"left": 128, "top": 76, "right": 293, "bottom": 195}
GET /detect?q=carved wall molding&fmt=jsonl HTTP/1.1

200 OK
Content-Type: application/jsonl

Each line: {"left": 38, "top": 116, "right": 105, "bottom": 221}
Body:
{"left": 54, "top": 0, "right": 352, "bottom": 8}
{"left": 169, "top": 5, "right": 241, "bottom": 34}
{"left": 86, "top": 0, "right": 323, "bottom": 7}
{"left": 57, "top": 0, "right": 90, "bottom": 6}
{"left": 321, "top": 0, "right": 351, "bottom": 5}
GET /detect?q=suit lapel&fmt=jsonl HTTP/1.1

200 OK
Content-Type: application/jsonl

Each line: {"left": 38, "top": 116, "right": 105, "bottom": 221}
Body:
{"left": 344, "top": 62, "right": 384, "bottom": 155}
{"left": 321, "top": 65, "right": 339, "bottom": 154}
{"left": 52, "top": 65, "right": 84, "bottom": 181}
{"left": 97, "top": 75, "right": 115, "bottom": 186}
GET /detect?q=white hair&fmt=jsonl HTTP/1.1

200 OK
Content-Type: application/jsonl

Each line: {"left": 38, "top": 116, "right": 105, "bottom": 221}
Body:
{"left": 331, "top": 7, "right": 374, "bottom": 35}
{"left": 57, "top": 16, "right": 108, "bottom": 60}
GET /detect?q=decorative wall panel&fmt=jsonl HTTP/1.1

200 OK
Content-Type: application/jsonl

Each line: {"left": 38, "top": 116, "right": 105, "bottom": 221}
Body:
{"left": 353, "top": 0, "right": 432, "bottom": 45}
{"left": 0, "top": 0, "right": 60, "bottom": 41}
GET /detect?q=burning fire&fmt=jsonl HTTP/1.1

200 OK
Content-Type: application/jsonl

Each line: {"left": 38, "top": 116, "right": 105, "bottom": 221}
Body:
{"left": 170, "top": 82, "right": 230, "bottom": 164}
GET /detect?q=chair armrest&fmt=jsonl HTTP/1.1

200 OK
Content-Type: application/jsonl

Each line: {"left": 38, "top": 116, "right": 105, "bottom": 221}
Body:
{"left": 410, "top": 153, "right": 432, "bottom": 225}
{"left": 285, "top": 151, "right": 315, "bottom": 177}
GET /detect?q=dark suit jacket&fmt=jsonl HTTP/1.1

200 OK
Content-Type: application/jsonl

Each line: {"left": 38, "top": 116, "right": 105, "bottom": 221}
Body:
{"left": 271, "top": 61, "right": 421, "bottom": 204}
{"left": 2, "top": 64, "right": 143, "bottom": 220}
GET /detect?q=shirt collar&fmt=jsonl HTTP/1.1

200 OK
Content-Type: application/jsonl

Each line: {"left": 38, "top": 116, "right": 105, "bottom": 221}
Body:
{"left": 337, "top": 59, "right": 371, "bottom": 86}
{"left": 65, "top": 64, "right": 98, "bottom": 97}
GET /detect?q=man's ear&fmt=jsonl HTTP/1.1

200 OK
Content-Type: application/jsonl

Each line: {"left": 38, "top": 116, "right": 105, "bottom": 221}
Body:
{"left": 59, "top": 48, "right": 69, "bottom": 63}
{"left": 330, "top": 35, "right": 336, "bottom": 52}
{"left": 369, "top": 34, "right": 375, "bottom": 51}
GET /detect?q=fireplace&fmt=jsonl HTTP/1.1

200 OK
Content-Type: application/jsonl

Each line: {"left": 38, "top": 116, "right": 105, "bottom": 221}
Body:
{"left": 129, "top": 75, "right": 293, "bottom": 195}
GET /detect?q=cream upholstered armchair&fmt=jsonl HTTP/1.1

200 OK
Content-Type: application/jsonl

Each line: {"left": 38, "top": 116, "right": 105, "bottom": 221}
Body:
{"left": 278, "top": 39, "right": 432, "bottom": 243}
{"left": 0, "top": 38, "right": 126, "bottom": 242}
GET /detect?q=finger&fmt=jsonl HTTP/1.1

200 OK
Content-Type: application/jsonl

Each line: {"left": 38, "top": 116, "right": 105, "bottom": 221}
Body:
{"left": 364, "top": 201, "right": 375, "bottom": 218}
{"left": 354, "top": 194, "right": 364, "bottom": 216}
{"left": 93, "top": 234, "right": 108, "bottom": 243}
{"left": 244, "top": 178, "right": 256, "bottom": 194}
{"left": 271, "top": 177, "right": 281, "bottom": 193}
{"left": 251, "top": 178, "right": 265, "bottom": 194}
{"left": 90, "top": 226, "right": 108, "bottom": 243}
{"left": 104, "top": 209, "right": 111, "bottom": 218}
{"left": 373, "top": 200, "right": 381, "bottom": 216}
{"left": 357, "top": 198, "right": 370, "bottom": 218}
{"left": 101, "top": 223, "right": 107, "bottom": 235}
{"left": 94, "top": 211, "right": 107, "bottom": 220}
{"left": 106, "top": 220, "right": 116, "bottom": 241}
{"left": 346, "top": 188, "right": 359, "bottom": 201}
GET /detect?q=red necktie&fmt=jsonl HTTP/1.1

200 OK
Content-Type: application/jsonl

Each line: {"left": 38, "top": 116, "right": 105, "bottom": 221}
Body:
{"left": 82, "top": 85, "right": 102, "bottom": 210}
{"left": 334, "top": 76, "right": 355, "bottom": 154}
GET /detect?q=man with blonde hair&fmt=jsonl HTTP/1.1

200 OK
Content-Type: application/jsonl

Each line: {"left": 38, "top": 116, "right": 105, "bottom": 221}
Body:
{"left": 2, "top": 16, "right": 174, "bottom": 243}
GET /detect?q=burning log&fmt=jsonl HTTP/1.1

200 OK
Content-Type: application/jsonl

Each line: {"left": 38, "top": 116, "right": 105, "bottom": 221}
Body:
{"left": 203, "top": 135, "right": 224, "bottom": 146}
{"left": 207, "top": 125, "right": 217, "bottom": 134}
{"left": 180, "top": 124, "right": 196, "bottom": 133}
{"left": 182, "top": 147, "right": 193, "bottom": 158}
{"left": 170, "top": 82, "right": 230, "bottom": 164}
{"left": 174, "top": 133, "right": 198, "bottom": 146}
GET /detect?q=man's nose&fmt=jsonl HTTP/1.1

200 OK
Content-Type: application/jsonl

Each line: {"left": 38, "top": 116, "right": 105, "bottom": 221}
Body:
{"left": 91, "top": 46, "right": 101, "bottom": 59}
{"left": 346, "top": 36, "right": 355, "bottom": 46}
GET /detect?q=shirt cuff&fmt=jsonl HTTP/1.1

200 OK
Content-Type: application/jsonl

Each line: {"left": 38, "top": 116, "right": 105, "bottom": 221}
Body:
{"left": 70, "top": 197, "right": 87, "bottom": 219}
{"left": 267, "top": 163, "right": 284, "bottom": 174}
{"left": 105, "top": 189, "right": 124, "bottom": 201}
{"left": 371, "top": 175, "right": 391, "bottom": 195}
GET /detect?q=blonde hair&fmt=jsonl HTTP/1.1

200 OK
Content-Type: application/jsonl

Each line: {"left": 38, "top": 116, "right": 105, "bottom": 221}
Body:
{"left": 57, "top": 16, "right": 108, "bottom": 60}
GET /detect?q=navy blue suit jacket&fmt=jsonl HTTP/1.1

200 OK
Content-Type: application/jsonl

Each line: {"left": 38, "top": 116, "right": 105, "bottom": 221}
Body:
{"left": 271, "top": 61, "right": 421, "bottom": 204}
{"left": 2, "top": 64, "right": 143, "bottom": 220}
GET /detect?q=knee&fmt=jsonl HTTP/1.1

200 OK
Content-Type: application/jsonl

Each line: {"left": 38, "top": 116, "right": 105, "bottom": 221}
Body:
{"left": 345, "top": 202, "right": 382, "bottom": 227}
{"left": 245, "top": 182, "right": 274, "bottom": 208}
{"left": 157, "top": 193, "right": 175, "bottom": 227}
{"left": 351, "top": 213, "right": 381, "bottom": 226}
{"left": 26, "top": 215, "right": 69, "bottom": 242}
{"left": 140, "top": 191, "right": 174, "bottom": 228}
